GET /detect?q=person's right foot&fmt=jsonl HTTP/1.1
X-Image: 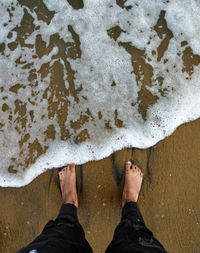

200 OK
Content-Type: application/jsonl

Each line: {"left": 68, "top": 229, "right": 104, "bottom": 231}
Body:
{"left": 122, "top": 161, "right": 143, "bottom": 208}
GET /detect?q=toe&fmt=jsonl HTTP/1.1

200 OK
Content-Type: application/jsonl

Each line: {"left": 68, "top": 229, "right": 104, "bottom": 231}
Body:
{"left": 59, "top": 171, "right": 63, "bottom": 178}
{"left": 71, "top": 163, "right": 75, "bottom": 172}
{"left": 61, "top": 166, "right": 69, "bottom": 174}
{"left": 135, "top": 165, "right": 140, "bottom": 172}
{"left": 125, "top": 161, "right": 132, "bottom": 171}
{"left": 132, "top": 163, "right": 137, "bottom": 171}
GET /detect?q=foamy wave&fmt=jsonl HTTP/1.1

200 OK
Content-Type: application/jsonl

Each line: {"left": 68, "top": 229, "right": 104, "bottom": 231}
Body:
{"left": 0, "top": 0, "right": 200, "bottom": 187}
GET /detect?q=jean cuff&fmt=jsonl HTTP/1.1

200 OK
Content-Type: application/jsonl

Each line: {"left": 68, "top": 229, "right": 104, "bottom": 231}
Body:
{"left": 122, "top": 201, "right": 145, "bottom": 224}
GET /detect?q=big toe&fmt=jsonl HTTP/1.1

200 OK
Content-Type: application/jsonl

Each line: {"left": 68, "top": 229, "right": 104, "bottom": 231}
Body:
{"left": 125, "top": 161, "right": 132, "bottom": 171}
{"left": 70, "top": 163, "right": 76, "bottom": 172}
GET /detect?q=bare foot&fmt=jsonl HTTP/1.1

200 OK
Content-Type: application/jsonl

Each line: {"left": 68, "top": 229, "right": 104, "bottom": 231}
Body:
{"left": 122, "top": 161, "right": 143, "bottom": 208}
{"left": 59, "top": 163, "right": 78, "bottom": 208}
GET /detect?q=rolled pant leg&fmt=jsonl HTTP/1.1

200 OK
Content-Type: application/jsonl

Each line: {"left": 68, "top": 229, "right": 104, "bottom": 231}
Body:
{"left": 105, "top": 202, "right": 167, "bottom": 253}
{"left": 17, "top": 203, "right": 93, "bottom": 253}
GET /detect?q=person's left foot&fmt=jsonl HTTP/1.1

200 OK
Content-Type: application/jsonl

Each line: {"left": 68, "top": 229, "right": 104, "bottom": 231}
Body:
{"left": 59, "top": 163, "right": 78, "bottom": 208}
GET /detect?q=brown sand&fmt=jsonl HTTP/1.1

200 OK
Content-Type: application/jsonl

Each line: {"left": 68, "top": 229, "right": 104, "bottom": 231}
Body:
{"left": 0, "top": 118, "right": 200, "bottom": 253}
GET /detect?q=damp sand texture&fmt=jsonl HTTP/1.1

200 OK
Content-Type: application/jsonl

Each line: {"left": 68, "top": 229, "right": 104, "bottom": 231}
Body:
{"left": 1, "top": 0, "right": 200, "bottom": 186}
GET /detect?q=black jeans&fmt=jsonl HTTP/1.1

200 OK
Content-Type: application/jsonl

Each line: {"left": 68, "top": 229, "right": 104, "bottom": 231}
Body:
{"left": 17, "top": 202, "right": 167, "bottom": 253}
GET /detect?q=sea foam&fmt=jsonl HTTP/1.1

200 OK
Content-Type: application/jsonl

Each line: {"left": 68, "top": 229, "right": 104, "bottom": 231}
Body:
{"left": 0, "top": 0, "right": 200, "bottom": 187}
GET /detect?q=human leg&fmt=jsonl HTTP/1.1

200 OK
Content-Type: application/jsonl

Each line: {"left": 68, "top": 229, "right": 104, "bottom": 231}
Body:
{"left": 105, "top": 161, "right": 167, "bottom": 253}
{"left": 17, "top": 163, "right": 92, "bottom": 253}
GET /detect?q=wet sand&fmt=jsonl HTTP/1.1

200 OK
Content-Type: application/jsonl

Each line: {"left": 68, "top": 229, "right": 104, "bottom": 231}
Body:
{"left": 0, "top": 118, "right": 200, "bottom": 253}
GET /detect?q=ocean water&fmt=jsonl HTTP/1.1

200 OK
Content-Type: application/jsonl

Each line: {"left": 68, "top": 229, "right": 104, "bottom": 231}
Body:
{"left": 1, "top": 0, "right": 200, "bottom": 187}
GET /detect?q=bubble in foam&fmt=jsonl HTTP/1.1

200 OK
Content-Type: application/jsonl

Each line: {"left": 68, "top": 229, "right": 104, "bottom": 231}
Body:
{"left": 1, "top": 0, "right": 200, "bottom": 187}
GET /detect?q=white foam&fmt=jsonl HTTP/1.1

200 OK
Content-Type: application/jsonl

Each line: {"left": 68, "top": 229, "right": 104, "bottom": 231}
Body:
{"left": 1, "top": 0, "right": 200, "bottom": 187}
{"left": 165, "top": 0, "right": 200, "bottom": 54}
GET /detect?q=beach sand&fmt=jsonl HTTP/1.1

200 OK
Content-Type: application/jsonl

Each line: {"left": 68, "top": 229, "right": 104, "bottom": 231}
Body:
{"left": 0, "top": 117, "right": 200, "bottom": 253}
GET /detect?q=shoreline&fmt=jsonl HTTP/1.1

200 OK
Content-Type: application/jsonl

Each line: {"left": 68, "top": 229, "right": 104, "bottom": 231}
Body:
{"left": 0, "top": 118, "right": 200, "bottom": 253}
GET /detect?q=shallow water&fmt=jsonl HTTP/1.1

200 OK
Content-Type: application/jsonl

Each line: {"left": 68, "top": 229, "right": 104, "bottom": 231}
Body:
{"left": 1, "top": 0, "right": 200, "bottom": 187}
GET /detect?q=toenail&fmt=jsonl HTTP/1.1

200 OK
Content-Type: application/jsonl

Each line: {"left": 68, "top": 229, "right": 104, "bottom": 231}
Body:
{"left": 127, "top": 161, "right": 131, "bottom": 164}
